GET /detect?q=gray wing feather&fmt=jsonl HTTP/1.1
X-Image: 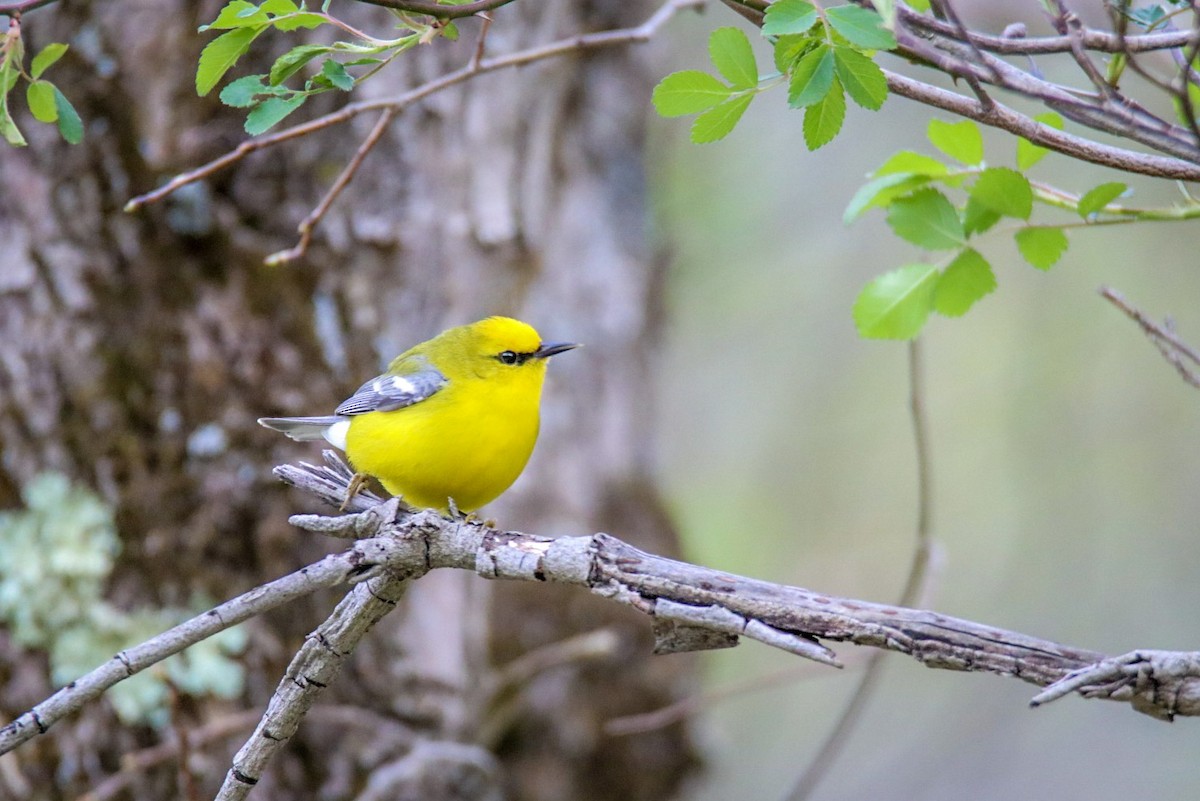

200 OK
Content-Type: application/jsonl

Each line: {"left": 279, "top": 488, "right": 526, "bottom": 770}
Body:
{"left": 334, "top": 363, "right": 448, "bottom": 416}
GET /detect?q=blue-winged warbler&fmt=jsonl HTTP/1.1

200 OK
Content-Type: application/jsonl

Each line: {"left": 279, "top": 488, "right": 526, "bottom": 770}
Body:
{"left": 259, "top": 317, "right": 578, "bottom": 511}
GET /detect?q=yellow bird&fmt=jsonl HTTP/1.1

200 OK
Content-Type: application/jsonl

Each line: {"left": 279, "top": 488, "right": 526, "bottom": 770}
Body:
{"left": 259, "top": 317, "right": 578, "bottom": 512}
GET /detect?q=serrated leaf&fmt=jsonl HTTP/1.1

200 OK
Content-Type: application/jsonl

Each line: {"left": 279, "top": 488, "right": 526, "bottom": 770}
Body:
{"left": 773, "top": 34, "right": 812, "bottom": 73}
{"left": 927, "top": 118, "right": 983, "bottom": 165}
{"left": 244, "top": 94, "right": 305, "bottom": 135}
{"left": 690, "top": 93, "right": 754, "bottom": 143}
{"left": 853, "top": 263, "right": 939, "bottom": 339}
{"left": 934, "top": 248, "right": 995, "bottom": 317}
{"left": 52, "top": 87, "right": 82, "bottom": 143}
{"left": 201, "top": 1, "right": 265, "bottom": 31}
{"left": 0, "top": 64, "right": 18, "bottom": 94}
{"left": 971, "top": 167, "right": 1033, "bottom": 219}
{"left": 220, "top": 74, "right": 266, "bottom": 107}
{"left": 762, "top": 0, "right": 818, "bottom": 36}
{"left": 321, "top": 58, "right": 354, "bottom": 91}
{"left": 197, "top": 26, "right": 264, "bottom": 96}
{"left": 652, "top": 71, "right": 733, "bottom": 117}
{"left": 803, "top": 76, "right": 845, "bottom": 149}
{"left": 31, "top": 43, "right": 68, "bottom": 79}
{"left": 1016, "top": 111, "right": 1063, "bottom": 170}
{"left": 844, "top": 172, "right": 932, "bottom": 223}
{"left": 825, "top": 5, "right": 897, "bottom": 50}
{"left": 874, "top": 150, "right": 948, "bottom": 177}
{"left": 788, "top": 44, "right": 833, "bottom": 108}
{"left": 260, "top": 0, "right": 299, "bottom": 14}
{"left": 962, "top": 195, "right": 1001, "bottom": 236}
{"left": 26, "top": 81, "right": 57, "bottom": 122}
{"left": 1015, "top": 227, "right": 1068, "bottom": 270}
{"left": 832, "top": 45, "right": 887, "bottom": 110}
{"left": 269, "top": 44, "right": 332, "bottom": 85}
{"left": 1077, "top": 181, "right": 1127, "bottom": 217}
{"left": 887, "top": 188, "right": 964, "bottom": 249}
{"left": 709, "top": 27, "right": 757, "bottom": 90}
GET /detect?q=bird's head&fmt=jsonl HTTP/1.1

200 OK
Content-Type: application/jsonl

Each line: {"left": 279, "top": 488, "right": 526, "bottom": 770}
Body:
{"left": 439, "top": 316, "right": 579, "bottom": 384}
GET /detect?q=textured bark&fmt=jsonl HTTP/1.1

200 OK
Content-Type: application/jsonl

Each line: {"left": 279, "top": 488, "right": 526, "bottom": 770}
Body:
{"left": 0, "top": 2, "right": 696, "bottom": 799}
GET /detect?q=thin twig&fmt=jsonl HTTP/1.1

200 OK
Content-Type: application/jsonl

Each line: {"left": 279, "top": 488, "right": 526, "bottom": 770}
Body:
{"left": 785, "top": 339, "right": 938, "bottom": 801}
{"left": 264, "top": 106, "right": 398, "bottom": 266}
{"left": 1100, "top": 286, "right": 1200, "bottom": 388}
{"left": 124, "top": 0, "right": 704, "bottom": 212}
{"left": 0, "top": 0, "right": 57, "bottom": 17}
{"left": 354, "top": 0, "right": 517, "bottom": 20}
{"left": 469, "top": 13, "right": 493, "bottom": 71}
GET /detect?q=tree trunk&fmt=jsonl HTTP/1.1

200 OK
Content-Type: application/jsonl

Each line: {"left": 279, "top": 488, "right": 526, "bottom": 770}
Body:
{"left": 0, "top": 2, "right": 697, "bottom": 799}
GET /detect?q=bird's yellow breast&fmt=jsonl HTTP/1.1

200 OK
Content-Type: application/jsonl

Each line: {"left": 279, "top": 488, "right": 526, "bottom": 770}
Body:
{"left": 343, "top": 375, "right": 542, "bottom": 512}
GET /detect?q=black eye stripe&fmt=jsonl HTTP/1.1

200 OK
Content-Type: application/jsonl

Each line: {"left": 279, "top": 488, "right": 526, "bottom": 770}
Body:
{"left": 497, "top": 350, "right": 530, "bottom": 365}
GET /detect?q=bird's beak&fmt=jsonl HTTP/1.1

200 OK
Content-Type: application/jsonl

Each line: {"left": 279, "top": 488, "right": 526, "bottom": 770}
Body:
{"left": 535, "top": 341, "right": 580, "bottom": 359}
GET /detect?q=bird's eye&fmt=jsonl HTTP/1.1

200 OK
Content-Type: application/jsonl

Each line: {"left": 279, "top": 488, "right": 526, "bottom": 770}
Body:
{"left": 498, "top": 350, "right": 519, "bottom": 365}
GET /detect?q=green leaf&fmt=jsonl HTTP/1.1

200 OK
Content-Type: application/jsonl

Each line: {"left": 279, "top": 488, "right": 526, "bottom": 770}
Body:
{"left": 260, "top": 0, "right": 299, "bottom": 14}
{"left": 197, "top": 26, "right": 264, "bottom": 96}
{"left": 788, "top": 44, "right": 833, "bottom": 109}
{"left": 652, "top": 71, "right": 733, "bottom": 117}
{"left": 970, "top": 167, "right": 1033, "bottom": 219}
{"left": 773, "top": 34, "right": 812, "bottom": 73}
{"left": 0, "top": 101, "right": 26, "bottom": 147}
{"left": 825, "top": 5, "right": 897, "bottom": 50}
{"left": 26, "top": 81, "right": 57, "bottom": 123}
{"left": 853, "top": 263, "right": 939, "bottom": 339}
{"left": 927, "top": 118, "right": 983, "bottom": 165}
{"left": 709, "top": 27, "right": 758, "bottom": 90}
{"left": 887, "top": 188, "right": 964, "bottom": 249}
{"left": 1015, "top": 227, "right": 1068, "bottom": 270}
{"left": 321, "top": 58, "right": 354, "bottom": 91}
{"left": 803, "top": 76, "right": 845, "bottom": 149}
{"left": 832, "top": 45, "right": 887, "bottom": 110}
{"left": 219, "top": 74, "right": 266, "bottom": 107}
{"left": 690, "top": 93, "right": 754, "bottom": 143}
{"left": 874, "top": 150, "right": 947, "bottom": 177}
{"left": 274, "top": 12, "right": 327, "bottom": 31}
{"left": 762, "top": 0, "right": 819, "bottom": 36}
{"left": 31, "top": 43, "right": 68, "bottom": 80}
{"left": 1077, "top": 181, "right": 1127, "bottom": 217}
{"left": 244, "top": 94, "right": 305, "bottom": 135}
{"left": 269, "top": 44, "right": 332, "bottom": 85}
{"left": 933, "top": 248, "right": 996, "bottom": 317}
{"left": 201, "top": 1, "right": 265, "bottom": 30}
{"left": 1016, "top": 111, "right": 1063, "bottom": 170}
{"left": 843, "top": 172, "right": 932, "bottom": 223}
{"left": 52, "top": 87, "right": 83, "bottom": 143}
{"left": 962, "top": 195, "right": 1001, "bottom": 236}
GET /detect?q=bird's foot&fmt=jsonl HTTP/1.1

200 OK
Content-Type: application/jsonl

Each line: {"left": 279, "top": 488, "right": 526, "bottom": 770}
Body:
{"left": 339, "top": 472, "right": 370, "bottom": 512}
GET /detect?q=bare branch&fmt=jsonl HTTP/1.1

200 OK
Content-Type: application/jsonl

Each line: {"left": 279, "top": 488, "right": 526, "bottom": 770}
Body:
{"left": 1100, "top": 286, "right": 1200, "bottom": 388}
{"left": 0, "top": 0, "right": 57, "bottom": 17}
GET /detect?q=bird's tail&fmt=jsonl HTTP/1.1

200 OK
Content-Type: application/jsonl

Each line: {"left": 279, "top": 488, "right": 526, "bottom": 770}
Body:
{"left": 258, "top": 416, "right": 348, "bottom": 442}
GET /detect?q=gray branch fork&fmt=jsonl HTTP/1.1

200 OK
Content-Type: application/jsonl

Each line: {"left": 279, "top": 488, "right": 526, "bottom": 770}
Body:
{"left": 2, "top": 455, "right": 1198, "bottom": 798}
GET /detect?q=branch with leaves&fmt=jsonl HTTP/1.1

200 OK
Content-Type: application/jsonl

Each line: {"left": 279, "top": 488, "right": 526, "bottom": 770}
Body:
{"left": 653, "top": 0, "right": 1200, "bottom": 340}
{"left": 4, "top": 453, "right": 1200, "bottom": 798}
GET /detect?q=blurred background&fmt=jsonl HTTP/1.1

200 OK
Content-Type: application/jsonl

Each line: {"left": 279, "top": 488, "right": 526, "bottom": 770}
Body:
{"left": 651, "top": 6, "right": 1200, "bottom": 800}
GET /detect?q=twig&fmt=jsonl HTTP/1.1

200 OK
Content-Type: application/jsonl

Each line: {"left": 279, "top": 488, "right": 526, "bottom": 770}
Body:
{"left": 882, "top": 69, "right": 1200, "bottom": 180}
{"left": 264, "top": 106, "right": 398, "bottom": 266}
{"left": 0, "top": 0, "right": 57, "bottom": 17}
{"left": 124, "top": 0, "right": 704, "bottom": 213}
{"left": 785, "top": 339, "right": 938, "bottom": 801}
{"left": 468, "top": 12, "right": 493, "bottom": 71}
{"left": 1099, "top": 286, "right": 1200, "bottom": 388}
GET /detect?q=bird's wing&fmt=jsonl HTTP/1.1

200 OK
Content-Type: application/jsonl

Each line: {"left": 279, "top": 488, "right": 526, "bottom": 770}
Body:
{"left": 334, "top": 359, "right": 448, "bottom": 416}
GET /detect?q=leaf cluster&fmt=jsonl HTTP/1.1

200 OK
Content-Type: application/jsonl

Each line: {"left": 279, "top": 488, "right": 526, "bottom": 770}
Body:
{"left": 653, "top": 0, "right": 895, "bottom": 147}
{"left": 197, "top": 0, "right": 447, "bottom": 135}
{"left": 848, "top": 117, "right": 1140, "bottom": 339}
{"left": 0, "top": 30, "right": 81, "bottom": 147}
